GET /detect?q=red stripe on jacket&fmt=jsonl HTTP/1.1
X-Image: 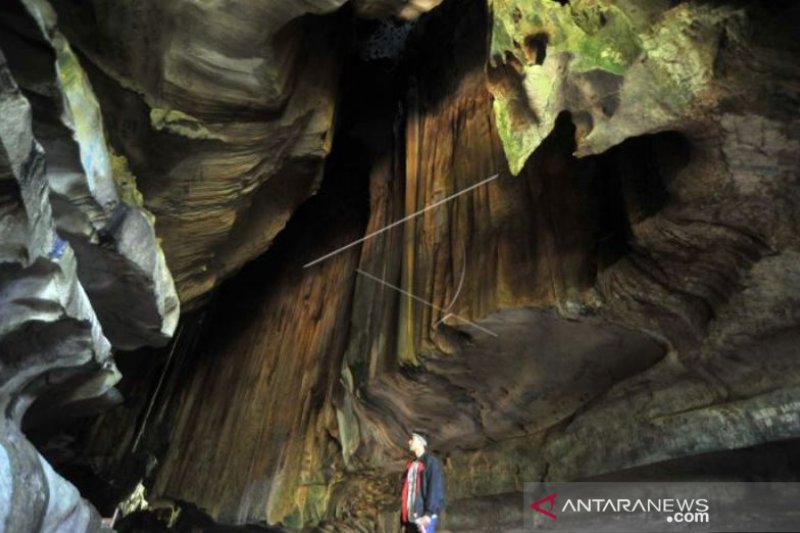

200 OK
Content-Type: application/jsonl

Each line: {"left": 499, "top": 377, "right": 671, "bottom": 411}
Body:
{"left": 401, "top": 459, "right": 426, "bottom": 523}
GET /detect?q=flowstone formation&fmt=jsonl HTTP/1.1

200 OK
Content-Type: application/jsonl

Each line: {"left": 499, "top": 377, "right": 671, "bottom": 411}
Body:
{"left": 2, "top": 0, "right": 798, "bottom": 532}
{"left": 335, "top": 0, "right": 800, "bottom": 517}
{"left": 44, "top": 0, "right": 442, "bottom": 307}
{"left": 72, "top": 0, "right": 797, "bottom": 530}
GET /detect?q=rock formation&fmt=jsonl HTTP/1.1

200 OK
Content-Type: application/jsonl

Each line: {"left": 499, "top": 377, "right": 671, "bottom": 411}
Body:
{"left": 1, "top": 0, "right": 799, "bottom": 531}
{"left": 0, "top": 46, "right": 109, "bottom": 532}
{"left": 42, "top": 0, "right": 446, "bottom": 308}
{"left": 1, "top": 0, "right": 177, "bottom": 529}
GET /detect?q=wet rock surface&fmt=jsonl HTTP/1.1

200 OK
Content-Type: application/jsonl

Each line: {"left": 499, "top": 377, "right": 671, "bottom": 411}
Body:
{"left": 1, "top": 0, "right": 799, "bottom": 531}
{"left": 0, "top": 0, "right": 179, "bottom": 350}
{"left": 1, "top": 0, "right": 178, "bottom": 529}
{"left": 0, "top": 46, "right": 109, "bottom": 532}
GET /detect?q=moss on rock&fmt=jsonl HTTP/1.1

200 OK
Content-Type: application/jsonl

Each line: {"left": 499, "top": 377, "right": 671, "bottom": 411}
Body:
{"left": 488, "top": 0, "right": 737, "bottom": 173}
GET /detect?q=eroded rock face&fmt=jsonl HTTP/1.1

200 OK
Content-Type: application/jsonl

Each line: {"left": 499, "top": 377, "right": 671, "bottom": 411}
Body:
{"left": 144, "top": 1, "right": 799, "bottom": 529}
{"left": 148, "top": 142, "right": 367, "bottom": 527}
{"left": 42, "top": 0, "right": 348, "bottom": 306}
{"left": 0, "top": 0, "right": 179, "bottom": 350}
{"left": 16, "top": 0, "right": 800, "bottom": 531}
{"left": 1, "top": 0, "right": 181, "bottom": 529}
{"left": 488, "top": 0, "right": 758, "bottom": 172}
{"left": 44, "top": 0, "right": 447, "bottom": 307}
{"left": 0, "top": 47, "right": 108, "bottom": 532}
{"left": 366, "top": 1, "right": 799, "bottom": 526}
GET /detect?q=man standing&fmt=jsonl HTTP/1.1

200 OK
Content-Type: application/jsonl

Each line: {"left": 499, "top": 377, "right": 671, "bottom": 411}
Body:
{"left": 401, "top": 431, "right": 445, "bottom": 532}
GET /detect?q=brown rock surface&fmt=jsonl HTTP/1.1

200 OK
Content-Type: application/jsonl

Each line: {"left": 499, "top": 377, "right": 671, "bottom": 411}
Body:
{"left": 146, "top": 1, "right": 799, "bottom": 529}
{"left": 44, "top": 0, "right": 447, "bottom": 306}
{"left": 45, "top": 0, "right": 351, "bottom": 306}
{"left": 5, "top": 0, "right": 798, "bottom": 531}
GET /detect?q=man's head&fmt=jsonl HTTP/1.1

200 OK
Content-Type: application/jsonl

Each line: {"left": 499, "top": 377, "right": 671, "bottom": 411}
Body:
{"left": 408, "top": 431, "right": 430, "bottom": 458}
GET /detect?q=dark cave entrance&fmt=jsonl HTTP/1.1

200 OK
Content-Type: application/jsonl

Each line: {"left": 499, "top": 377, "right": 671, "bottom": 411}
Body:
{"left": 587, "top": 129, "right": 692, "bottom": 269}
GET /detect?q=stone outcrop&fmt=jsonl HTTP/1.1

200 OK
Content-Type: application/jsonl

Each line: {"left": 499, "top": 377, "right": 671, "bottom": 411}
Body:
{"left": 4, "top": 0, "right": 798, "bottom": 531}
{"left": 488, "top": 0, "right": 765, "bottom": 172}
{"left": 0, "top": 47, "right": 108, "bottom": 532}
{"left": 1, "top": 0, "right": 179, "bottom": 530}
{"left": 0, "top": 0, "right": 179, "bottom": 350}
{"left": 41, "top": 0, "right": 341, "bottom": 306}
{"left": 70, "top": 1, "right": 799, "bottom": 531}
{"left": 43, "top": 0, "right": 446, "bottom": 306}
{"left": 340, "top": 2, "right": 800, "bottom": 529}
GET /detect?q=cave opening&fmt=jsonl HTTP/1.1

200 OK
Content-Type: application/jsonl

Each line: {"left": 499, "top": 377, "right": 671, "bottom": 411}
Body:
{"left": 524, "top": 33, "right": 549, "bottom": 65}
{"left": 587, "top": 129, "right": 692, "bottom": 270}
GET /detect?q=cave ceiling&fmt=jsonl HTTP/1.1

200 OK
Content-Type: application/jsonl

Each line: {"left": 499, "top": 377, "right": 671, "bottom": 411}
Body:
{"left": 1, "top": 0, "right": 799, "bottom": 531}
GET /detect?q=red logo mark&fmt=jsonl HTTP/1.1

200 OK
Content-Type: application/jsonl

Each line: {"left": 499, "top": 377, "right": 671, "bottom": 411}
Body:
{"left": 531, "top": 493, "right": 558, "bottom": 520}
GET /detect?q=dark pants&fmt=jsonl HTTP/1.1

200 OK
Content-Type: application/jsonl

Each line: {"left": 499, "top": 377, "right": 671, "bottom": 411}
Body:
{"left": 402, "top": 516, "right": 438, "bottom": 533}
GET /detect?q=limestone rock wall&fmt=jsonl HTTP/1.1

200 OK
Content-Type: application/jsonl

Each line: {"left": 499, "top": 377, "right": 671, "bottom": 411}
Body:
{"left": 45, "top": 0, "right": 346, "bottom": 306}
{"left": 98, "top": 1, "right": 800, "bottom": 530}
{"left": 44, "top": 0, "right": 446, "bottom": 306}
{"left": 0, "top": 47, "right": 108, "bottom": 532}
{"left": 146, "top": 143, "right": 368, "bottom": 527}
{"left": 324, "top": 0, "right": 800, "bottom": 528}
{"left": 1, "top": 0, "right": 179, "bottom": 530}
{"left": 487, "top": 0, "right": 790, "bottom": 172}
{"left": 8, "top": 0, "right": 798, "bottom": 531}
{"left": 0, "top": 0, "right": 179, "bottom": 350}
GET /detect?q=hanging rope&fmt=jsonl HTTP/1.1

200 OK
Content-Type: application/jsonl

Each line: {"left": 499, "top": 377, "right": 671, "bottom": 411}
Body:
{"left": 131, "top": 321, "right": 185, "bottom": 453}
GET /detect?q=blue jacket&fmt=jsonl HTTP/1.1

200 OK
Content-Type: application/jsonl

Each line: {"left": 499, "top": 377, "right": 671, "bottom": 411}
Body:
{"left": 403, "top": 452, "right": 445, "bottom": 521}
